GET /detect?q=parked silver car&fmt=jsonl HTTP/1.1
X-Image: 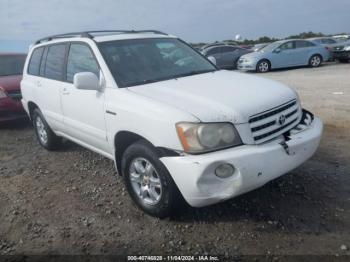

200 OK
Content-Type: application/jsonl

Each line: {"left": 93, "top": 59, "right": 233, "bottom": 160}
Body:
{"left": 238, "top": 39, "right": 330, "bottom": 73}
{"left": 332, "top": 40, "right": 350, "bottom": 63}
{"left": 201, "top": 44, "right": 252, "bottom": 69}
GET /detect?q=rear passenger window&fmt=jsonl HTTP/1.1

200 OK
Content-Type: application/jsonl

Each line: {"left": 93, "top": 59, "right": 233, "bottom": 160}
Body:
{"left": 295, "top": 41, "right": 315, "bottom": 48}
{"left": 28, "top": 47, "right": 44, "bottom": 75}
{"left": 66, "top": 44, "right": 99, "bottom": 83}
{"left": 45, "top": 44, "right": 67, "bottom": 80}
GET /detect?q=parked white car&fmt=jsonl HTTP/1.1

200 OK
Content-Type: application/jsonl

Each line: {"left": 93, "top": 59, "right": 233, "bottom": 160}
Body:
{"left": 21, "top": 30, "right": 323, "bottom": 218}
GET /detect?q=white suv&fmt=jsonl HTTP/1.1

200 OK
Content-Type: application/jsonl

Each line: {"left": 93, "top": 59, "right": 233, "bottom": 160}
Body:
{"left": 21, "top": 30, "right": 323, "bottom": 217}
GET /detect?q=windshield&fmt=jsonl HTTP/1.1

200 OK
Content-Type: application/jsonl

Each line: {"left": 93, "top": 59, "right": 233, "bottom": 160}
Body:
{"left": 0, "top": 55, "right": 26, "bottom": 76}
{"left": 98, "top": 38, "right": 216, "bottom": 88}
{"left": 259, "top": 41, "right": 283, "bottom": 52}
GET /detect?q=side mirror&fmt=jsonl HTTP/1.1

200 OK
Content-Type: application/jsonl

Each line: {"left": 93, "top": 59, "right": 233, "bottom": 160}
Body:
{"left": 207, "top": 56, "right": 217, "bottom": 65}
{"left": 73, "top": 72, "right": 100, "bottom": 91}
{"left": 274, "top": 48, "right": 281, "bottom": 53}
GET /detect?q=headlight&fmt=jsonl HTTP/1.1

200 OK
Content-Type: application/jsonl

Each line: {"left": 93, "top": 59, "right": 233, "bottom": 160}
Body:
{"left": 0, "top": 87, "right": 7, "bottom": 99}
{"left": 176, "top": 122, "right": 242, "bottom": 153}
{"left": 344, "top": 46, "right": 350, "bottom": 51}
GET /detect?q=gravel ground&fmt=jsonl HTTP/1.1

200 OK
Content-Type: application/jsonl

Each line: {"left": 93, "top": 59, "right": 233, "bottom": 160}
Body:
{"left": 0, "top": 63, "right": 349, "bottom": 260}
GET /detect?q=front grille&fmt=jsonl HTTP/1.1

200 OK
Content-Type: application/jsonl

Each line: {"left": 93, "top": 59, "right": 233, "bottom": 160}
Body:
{"left": 6, "top": 90, "right": 22, "bottom": 101}
{"left": 249, "top": 99, "right": 301, "bottom": 143}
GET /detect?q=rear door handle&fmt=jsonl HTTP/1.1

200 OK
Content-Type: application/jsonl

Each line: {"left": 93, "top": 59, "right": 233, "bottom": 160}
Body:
{"left": 37, "top": 81, "right": 42, "bottom": 87}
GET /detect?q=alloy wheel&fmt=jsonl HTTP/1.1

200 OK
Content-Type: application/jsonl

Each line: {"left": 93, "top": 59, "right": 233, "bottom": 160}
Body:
{"left": 35, "top": 116, "right": 48, "bottom": 145}
{"left": 310, "top": 56, "right": 321, "bottom": 67}
{"left": 129, "top": 157, "right": 162, "bottom": 205}
{"left": 258, "top": 61, "right": 269, "bottom": 72}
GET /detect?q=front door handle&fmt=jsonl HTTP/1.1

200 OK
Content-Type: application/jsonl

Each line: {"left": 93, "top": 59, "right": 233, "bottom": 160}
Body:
{"left": 62, "top": 88, "right": 70, "bottom": 95}
{"left": 37, "top": 81, "right": 42, "bottom": 87}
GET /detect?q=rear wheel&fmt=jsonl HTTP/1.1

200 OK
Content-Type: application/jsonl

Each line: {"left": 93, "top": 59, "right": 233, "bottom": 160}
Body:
{"left": 309, "top": 54, "right": 322, "bottom": 67}
{"left": 121, "top": 140, "right": 182, "bottom": 218}
{"left": 256, "top": 59, "right": 271, "bottom": 73}
{"left": 32, "top": 108, "right": 62, "bottom": 150}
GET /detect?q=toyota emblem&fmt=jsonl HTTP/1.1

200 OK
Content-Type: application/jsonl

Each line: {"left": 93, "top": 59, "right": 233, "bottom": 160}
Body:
{"left": 278, "top": 114, "right": 286, "bottom": 125}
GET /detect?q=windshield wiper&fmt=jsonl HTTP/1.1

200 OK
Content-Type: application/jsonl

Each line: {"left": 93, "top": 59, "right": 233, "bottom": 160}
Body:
{"left": 174, "top": 69, "right": 216, "bottom": 79}
{"left": 124, "top": 69, "right": 216, "bottom": 88}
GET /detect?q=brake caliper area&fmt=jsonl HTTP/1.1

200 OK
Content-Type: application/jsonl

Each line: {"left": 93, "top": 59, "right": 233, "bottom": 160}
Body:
{"left": 279, "top": 109, "right": 314, "bottom": 155}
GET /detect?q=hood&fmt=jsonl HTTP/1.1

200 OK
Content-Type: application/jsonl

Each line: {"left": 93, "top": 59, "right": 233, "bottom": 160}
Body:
{"left": 0, "top": 75, "right": 22, "bottom": 92}
{"left": 128, "top": 70, "right": 297, "bottom": 123}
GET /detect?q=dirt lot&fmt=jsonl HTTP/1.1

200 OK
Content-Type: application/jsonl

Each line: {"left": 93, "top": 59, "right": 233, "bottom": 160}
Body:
{"left": 0, "top": 63, "right": 349, "bottom": 260}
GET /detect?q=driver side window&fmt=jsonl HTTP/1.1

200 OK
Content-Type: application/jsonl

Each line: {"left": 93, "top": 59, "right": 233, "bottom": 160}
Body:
{"left": 279, "top": 41, "right": 294, "bottom": 50}
{"left": 66, "top": 43, "right": 100, "bottom": 83}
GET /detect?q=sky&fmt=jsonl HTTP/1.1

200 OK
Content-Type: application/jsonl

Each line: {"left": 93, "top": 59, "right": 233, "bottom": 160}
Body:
{"left": 0, "top": 0, "right": 349, "bottom": 52}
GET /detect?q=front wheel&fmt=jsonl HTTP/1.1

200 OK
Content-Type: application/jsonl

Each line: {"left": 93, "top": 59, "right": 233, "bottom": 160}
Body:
{"left": 309, "top": 54, "right": 322, "bottom": 67}
{"left": 121, "top": 140, "right": 182, "bottom": 218}
{"left": 256, "top": 60, "right": 271, "bottom": 73}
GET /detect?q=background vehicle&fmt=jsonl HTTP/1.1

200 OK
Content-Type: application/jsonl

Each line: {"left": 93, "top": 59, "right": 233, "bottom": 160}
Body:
{"left": 0, "top": 53, "right": 27, "bottom": 122}
{"left": 332, "top": 41, "right": 350, "bottom": 63}
{"left": 238, "top": 39, "right": 330, "bottom": 72}
{"left": 332, "top": 34, "right": 350, "bottom": 43}
{"left": 201, "top": 44, "right": 252, "bottom": 69}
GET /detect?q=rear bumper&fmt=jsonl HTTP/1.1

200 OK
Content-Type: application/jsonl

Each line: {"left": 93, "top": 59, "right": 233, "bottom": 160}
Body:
{"left": 0, "top": 97, "right": 26, "bottom": 122}
{"left": 161, "top": 117, "right": 323, "bottom": 207}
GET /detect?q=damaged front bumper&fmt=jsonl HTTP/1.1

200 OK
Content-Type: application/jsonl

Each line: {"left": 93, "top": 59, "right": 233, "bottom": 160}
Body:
{"left": 161, "top": 110, "right": 323, "bottom": 207}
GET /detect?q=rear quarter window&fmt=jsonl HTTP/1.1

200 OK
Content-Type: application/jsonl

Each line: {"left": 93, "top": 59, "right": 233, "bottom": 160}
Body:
{"left": 295, "top": 41, "right": 315, "bottom": 48}
{"left": 28, "top": 47, "right": 44, "bottom": 75}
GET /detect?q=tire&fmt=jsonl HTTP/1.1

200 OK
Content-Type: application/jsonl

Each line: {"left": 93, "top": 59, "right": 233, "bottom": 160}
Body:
{"left": 309, "top": 54, "right": 322, "bottom": 67}
{"left": 339, "top": 58, "right": 349, "bottom": 63}
{"left": 256, "top": 59, "right": 271, "bottom": 73}
{"left": 121, "top": 140, "right": 182, "bottom": 218}
{"left": 32, "top": 108, "right": 62, "bottom": 150}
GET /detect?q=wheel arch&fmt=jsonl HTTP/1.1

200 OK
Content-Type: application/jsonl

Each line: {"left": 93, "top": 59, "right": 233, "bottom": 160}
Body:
{"left": 114, "top": 130, "right": 179, "bottom": 176}
{"left": 310, "top": 53, "right": 323, "bottom": 62}
{"left": 27, "top": 101, "right": 39, "bottom": 120}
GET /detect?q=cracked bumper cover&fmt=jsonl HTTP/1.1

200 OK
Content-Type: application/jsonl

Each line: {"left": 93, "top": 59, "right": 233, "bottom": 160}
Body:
{"left": 160, "top": 115, "right": 323, "bottom": 207}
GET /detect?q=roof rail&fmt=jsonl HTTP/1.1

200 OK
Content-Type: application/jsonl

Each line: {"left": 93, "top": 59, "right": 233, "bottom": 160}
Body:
{"left": 34, "top": 32, "right": 93, "bottom": 44}
{"left": 34, "top": 30, "right": 168, "bottom": 44}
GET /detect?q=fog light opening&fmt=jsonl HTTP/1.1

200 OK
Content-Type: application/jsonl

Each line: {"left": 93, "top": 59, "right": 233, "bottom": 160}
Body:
{"left": 215, "top": 163, "right": 235, "bottom": 178}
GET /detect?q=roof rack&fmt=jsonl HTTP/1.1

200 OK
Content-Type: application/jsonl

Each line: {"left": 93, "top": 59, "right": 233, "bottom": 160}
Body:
{"left": 34, "top": 30, "right": 168, "bottom": 44}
